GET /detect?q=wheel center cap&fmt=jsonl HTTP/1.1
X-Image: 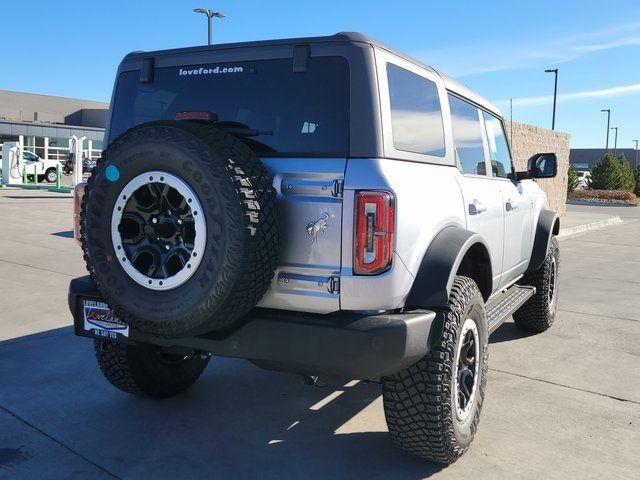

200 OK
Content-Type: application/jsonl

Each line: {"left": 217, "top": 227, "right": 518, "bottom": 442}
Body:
{"left": 156, "top": 219, "right": 177, "bottom": 240}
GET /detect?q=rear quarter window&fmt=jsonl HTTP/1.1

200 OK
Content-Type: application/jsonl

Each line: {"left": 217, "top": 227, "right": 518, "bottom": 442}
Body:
{"left": 386, "top": 63, "right": 445, "bottom": 157}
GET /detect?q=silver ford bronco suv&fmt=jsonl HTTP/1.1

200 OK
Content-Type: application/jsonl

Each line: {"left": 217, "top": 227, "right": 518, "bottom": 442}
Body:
{"left": 69, "top": 32, "right": 560, "bottom": 464}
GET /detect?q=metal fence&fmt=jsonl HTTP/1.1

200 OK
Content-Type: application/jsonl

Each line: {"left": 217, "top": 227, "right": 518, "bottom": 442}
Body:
{"left": 0, "top": 143, "right": 101, "bottom": 162}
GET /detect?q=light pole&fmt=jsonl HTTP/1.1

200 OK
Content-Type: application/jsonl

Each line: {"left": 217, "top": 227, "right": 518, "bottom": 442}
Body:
{"left": 610, "top": 127, "right": 618, "bottom": 156}
{"left": 601, "top": 109, "right": 611, "bottom": 151}
{"left": 194, "top": 7, "right": 225, "bottom": 45}
{"left": 633, "top": 139, "right": 639, "bottom": 169}
{"left": 545, "top": 69, "right": 558, "bottom": 130}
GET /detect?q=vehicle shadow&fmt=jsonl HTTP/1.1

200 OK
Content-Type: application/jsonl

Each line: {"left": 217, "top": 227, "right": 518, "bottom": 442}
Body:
{"left": 489, "top": 319, "right": 536, "bottom": 344}
{"left": 0, "top": 327, "right": 444, "bottom": 480}
{"left": 51, "top": 230, "right": 74, "bottom": 238}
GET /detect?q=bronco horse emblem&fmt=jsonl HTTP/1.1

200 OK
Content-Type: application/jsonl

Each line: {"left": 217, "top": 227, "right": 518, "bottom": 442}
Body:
{"left": 306, "top": 212, "right": 330, "bottom": 242}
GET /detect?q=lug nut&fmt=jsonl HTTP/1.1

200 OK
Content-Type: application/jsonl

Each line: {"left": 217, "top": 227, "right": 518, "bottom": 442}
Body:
{"left": 165, "top": 245, "right": 170, "bottom": 250}
{"left": 177, "top": 219, "right": 182, "bottom": 225}
{"left": 151, "top": 218, "right": 158, "bottom": 224}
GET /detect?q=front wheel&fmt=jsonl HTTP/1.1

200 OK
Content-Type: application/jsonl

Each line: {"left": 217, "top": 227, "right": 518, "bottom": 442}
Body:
{"left": 382, "top": 276, "right": 488, "bottom": 464}
{"left": 513, "top": 236, "right": 559, "bottom": 333}
{"left": 94, "top": 340, "right": 210, "bottom": 398}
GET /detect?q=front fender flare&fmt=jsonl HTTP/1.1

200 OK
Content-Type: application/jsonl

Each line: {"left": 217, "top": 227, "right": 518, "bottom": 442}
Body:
{"left": 526, "top": 210, "right": 559, "bottom": 273}
{"left": 405, "top": 226, "right": 491, "bottom": 309}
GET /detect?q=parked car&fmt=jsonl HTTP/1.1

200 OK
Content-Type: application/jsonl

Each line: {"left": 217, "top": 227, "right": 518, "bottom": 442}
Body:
{"left": 68, "top": 32, "right": 560, "bottom": 464}
{"left": 83, "top": 156, "right": 97, "bottom": 173}
{"left": 22, "top": 151, "right": 61, "bottom": 183}
{"left": 577, "top": 170, "right": 591, "bottom": 188}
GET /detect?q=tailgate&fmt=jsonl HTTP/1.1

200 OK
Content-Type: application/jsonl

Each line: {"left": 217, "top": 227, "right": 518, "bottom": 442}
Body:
{"left": 257, "top": 158, "right": 346, "bottom": 313}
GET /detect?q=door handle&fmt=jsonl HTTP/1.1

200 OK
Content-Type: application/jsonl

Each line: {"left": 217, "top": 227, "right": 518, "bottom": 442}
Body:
{"left": 469, "top": 200, "right": 487, "bottom": 215}
{"left": 506, "top": 199, "right": 518, "bottom": 211}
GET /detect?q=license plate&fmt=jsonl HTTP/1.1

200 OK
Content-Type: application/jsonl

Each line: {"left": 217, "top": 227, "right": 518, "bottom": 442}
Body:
{"left": 82, "top": 299, "right": 129, "bottom": 339}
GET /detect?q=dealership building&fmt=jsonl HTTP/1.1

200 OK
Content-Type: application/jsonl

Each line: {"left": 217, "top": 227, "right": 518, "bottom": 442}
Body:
{"left": 570, "top": 148, "right": 639, "bottom": 171}
{"left": 0, "top": 89, "right": 108, "bottom": 161}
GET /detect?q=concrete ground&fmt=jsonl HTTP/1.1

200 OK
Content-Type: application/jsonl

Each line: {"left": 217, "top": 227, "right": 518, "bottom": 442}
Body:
{"left": 1, "top": 189, "right": 639, "bottom": 480}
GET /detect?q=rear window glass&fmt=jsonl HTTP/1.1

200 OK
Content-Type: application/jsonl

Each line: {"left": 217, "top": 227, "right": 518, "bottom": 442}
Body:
{"left": 109, "top": 57, "right": 350, "bottom": 156}
{"left": 387, "top": 63, "right": 445, "bottom": 157}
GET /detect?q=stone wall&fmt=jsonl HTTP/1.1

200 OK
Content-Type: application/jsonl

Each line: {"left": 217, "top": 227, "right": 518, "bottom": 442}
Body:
{"left": 505, "top": 122, "right": 570, "bottom": 216}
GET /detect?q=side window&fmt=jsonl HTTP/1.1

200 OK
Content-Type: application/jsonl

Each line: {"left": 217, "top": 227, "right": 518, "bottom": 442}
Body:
{"left": 482, "top": 112, "right": 512, "bottom": 178}
{"left": 386, "top": 63, "right": 445, "bottom": 157}
{"left": 448, "top": 94, "right": 487, "bottom": 176}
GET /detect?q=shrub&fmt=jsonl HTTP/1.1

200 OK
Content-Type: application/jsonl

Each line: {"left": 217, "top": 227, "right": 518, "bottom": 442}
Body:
{"left": 634, "top": 167, "right": 640, "bottom": 197}
{"left": 569, "top": 189, "right": 637, "bottom": 204}
{"left": 588, "top": 153, "right": 636, "bottom": 192}
{"left": 567, "top": 164, "right": 580, "bottom": 193}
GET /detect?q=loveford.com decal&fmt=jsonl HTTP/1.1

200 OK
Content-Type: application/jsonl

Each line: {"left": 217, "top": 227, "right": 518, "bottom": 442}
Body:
{"left": 83, "top": 299, "right": 129, "bottom": 338}
{"left": 178, "top": 66, "right": 244, "bottom": 76}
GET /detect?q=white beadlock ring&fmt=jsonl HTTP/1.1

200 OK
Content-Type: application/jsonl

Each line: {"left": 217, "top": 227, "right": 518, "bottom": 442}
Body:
{"left": 110, "top": 170, "right": 206, "bottom": 291}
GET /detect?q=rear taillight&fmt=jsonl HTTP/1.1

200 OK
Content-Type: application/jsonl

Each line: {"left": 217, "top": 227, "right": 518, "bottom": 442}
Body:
{"left": 73, "top": 182, "right": 87, "bottom": 247}
{"left": 354, "top": 191, "right": 394, "bottom": 275}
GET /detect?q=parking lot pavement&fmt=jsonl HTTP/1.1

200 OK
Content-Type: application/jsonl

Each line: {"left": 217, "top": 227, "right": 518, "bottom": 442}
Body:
{"left": 1, "top": 189, "right": 639, "bottom": 480}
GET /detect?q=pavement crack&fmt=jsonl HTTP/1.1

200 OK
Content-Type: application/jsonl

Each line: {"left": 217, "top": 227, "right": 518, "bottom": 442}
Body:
{"left": 0, "top": 403, "right": 121, "bottom": 479}
{"left": 0, "top": 258, "right": 77, "bottom": 277}
{"left": 561, "top": 274, "right": 640, "bottom": 285}
{"left": 489, "top": 368, "right": 640, "bottom": 405}
{"left": 568, "top": 238, "right": 640, "bottom": 248}
{"left": 556, "top": 308, "right": 640, "bottom": 324}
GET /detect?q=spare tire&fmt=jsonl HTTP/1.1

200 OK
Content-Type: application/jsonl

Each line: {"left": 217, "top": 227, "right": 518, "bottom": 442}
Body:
{"left": 80, "top": 121, "right": 279, "bottom": 337}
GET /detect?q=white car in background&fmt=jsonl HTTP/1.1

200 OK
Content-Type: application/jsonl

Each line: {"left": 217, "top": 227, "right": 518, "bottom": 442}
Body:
{"left": 22, "top": 151, "right": 61, "bottom": 183}
{"left": 577, "top": 170, "right": 591, "bottom": 189}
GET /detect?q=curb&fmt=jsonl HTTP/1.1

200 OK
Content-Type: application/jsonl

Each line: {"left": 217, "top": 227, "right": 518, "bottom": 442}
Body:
{"left": 558, "top": 216, "right": 622, "bottom": 238}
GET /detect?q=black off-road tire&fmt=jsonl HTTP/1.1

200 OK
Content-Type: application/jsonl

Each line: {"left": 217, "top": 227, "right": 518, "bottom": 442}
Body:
{"left": 94, "top": 340, "right": 210, "bottom": 398}
{"left": 80, "top": 121, "right": 279, "bottom": 337}
{"left": 513, "top": 236, "right": 559, "bottom": 333}
{"left": 382, "top": 276, "right": 489, "bottom": 464}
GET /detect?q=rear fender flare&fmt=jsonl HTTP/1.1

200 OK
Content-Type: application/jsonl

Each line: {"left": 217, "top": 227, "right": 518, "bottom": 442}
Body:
{"left": 405, "top": 227, "right": 492, "bottom": 309}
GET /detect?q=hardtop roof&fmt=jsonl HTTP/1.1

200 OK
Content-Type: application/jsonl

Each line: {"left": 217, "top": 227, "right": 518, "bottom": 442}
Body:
{"left": 123, "top": 32, "right": 502, "bottom": 117}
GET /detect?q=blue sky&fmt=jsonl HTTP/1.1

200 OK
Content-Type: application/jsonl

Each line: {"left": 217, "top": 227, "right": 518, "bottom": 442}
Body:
{"left": 1, "top": 0, "right": 639, "bottom": 148}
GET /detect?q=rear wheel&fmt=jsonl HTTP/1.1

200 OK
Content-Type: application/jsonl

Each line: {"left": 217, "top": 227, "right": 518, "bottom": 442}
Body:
{"left": 94, "top": 340, "right": 210, "bottom": 398}
{"left": 382, "top": 276, "right": 488, "bottom": 464}
{"left": 513, "top": 236, "right": 559, "bottom": 333}
{"left": 45, "top": 168, "right": 57, "bottom": 183}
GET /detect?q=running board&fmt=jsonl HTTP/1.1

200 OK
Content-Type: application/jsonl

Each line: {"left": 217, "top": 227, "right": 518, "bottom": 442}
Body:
{"left": 486, "top": 285, "right": 536, "bottom": 334}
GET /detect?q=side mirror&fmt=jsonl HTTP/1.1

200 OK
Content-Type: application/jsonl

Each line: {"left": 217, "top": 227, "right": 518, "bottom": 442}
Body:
{"left": 527, "top": 153, "right": 557, "bottom": 179}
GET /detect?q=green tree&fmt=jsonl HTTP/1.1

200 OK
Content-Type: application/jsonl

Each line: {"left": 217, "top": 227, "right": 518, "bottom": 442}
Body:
{"left": 588, "top": 153, "right": 636, "bottom": 192}
{"left": 567, "top": 164, "right": 580, "bottom": 193}
{"left": 634, "top": 166, "right": 640, "bottom": 197}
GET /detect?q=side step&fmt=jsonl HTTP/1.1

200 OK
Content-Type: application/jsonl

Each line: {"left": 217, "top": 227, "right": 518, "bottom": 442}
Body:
{"left": 486, "top": 285, "right": 536, "bottom": 334}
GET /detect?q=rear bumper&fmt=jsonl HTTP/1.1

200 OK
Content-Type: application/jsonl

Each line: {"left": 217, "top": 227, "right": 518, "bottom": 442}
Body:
{"left": 68, "top": 276, "right": 439, "bottom": 379}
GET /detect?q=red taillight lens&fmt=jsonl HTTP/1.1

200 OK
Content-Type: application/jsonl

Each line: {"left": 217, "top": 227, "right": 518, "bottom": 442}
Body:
{"left": 354, "top": 191, "right": 394, "bottom": 275}
{"left": 73, "top": 182, "right": 87, "bottom": 247}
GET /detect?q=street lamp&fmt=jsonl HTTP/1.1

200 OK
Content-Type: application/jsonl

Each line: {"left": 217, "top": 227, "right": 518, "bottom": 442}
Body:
{"left": 545, "top": 69, "right": 558, "bottom": 130}
{"left": 601, "top": 109, "right": 611, "bottom": 151}
{"left": 194, "top": 7, "right": 225, "bottom": 45}
{"left": 610, "top": 127, "right": 618, "bottom": 156}
{"left": 633, "top": 139, "right": 639, "bottom": 169}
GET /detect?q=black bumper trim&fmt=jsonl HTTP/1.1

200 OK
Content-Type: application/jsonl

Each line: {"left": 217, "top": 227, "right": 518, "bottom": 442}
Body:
{"left": 69, "top": 276, "right": 437, "bottom": 379}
